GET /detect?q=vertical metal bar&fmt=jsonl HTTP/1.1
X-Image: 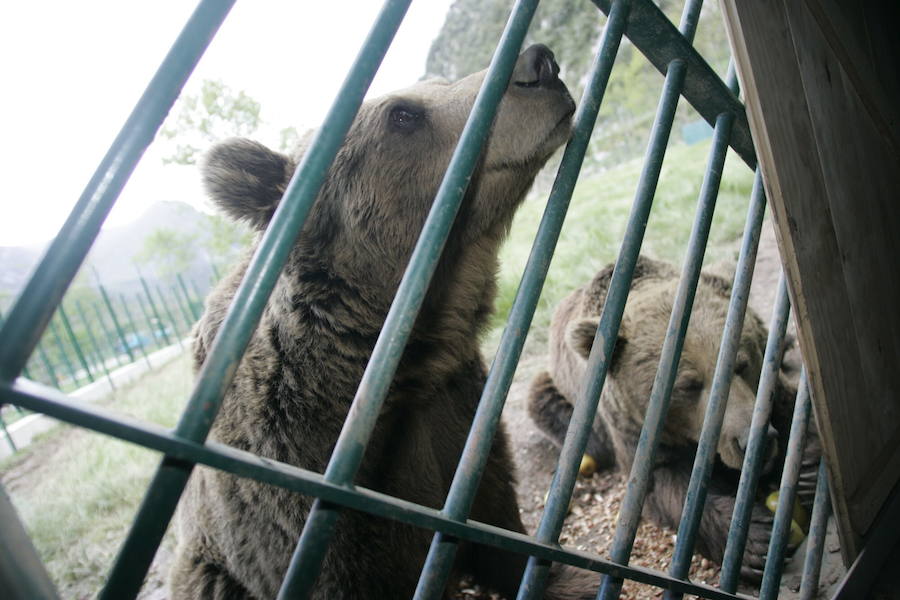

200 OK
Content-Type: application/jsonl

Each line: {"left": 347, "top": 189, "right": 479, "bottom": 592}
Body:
{"left": 153, "top": 284, "right": 184, "bottom": 349}
{"left": 100, "top": 2, "right": 412, "bottom": 597}
{"left": 0, "top": 482, "right": 60, "bottom": 599}
{"left": 74, "top": 300, "right": 116, "bottom": 389}
{"left": 177, "top": 273, "right": 201, "bottom": 320}
{"left": 596, "top": 108, "right": 730, "bottom": 600}
{"left": 514, "top": 4, "right": 705, "bottom": 599}
{"left": 170, "top": 283, "right": 195, "bottom": 331}
{"left": 414, "top": 3, "right": 631, "bottom": 598}
{"left": 58, "top": 304, "right": 97, "bottom": 382}
{"left": 799, "top": 460, "right": 831, "bottom": 600}
{"left": 97, "top": 278, "right": 136, "bottom": 363}
{"left": 136, "top": 286, "right": 169, "bottom": 349}
{"left": 719, "top": 276, "right": 792, "bottom": 592}
{"left": 120, "top": 294, "right": 153, "bottom": 369}
{"left": 35, "top": 341, "right": 61, "bottom": 390}
{"left": 0, "top": 0, "right": 235, "bottom": 382}
{"left": 92, "top": 302, "right": 125, "bottom": 369}
{"left": 759, "top": 371, "right": 812, "bottom": 600}
{"left": 48, "top": 318, "right": 81, "bottom": 387}
{"left": 664, "top": 169, "right": 767, "bottom": 600}
{"left": 279, "top": 2, "right": 540, "bottom": 598}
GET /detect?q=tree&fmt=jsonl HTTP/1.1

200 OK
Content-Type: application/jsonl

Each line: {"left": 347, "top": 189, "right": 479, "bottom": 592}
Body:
{"left": 200, "top": 214, "right": 254, "bottom": 268}
{"left": 160, "top": 79, "right": 262, "bottom": 165}
{"left": 135, "top": 228, "right": 198, "bottom": 278}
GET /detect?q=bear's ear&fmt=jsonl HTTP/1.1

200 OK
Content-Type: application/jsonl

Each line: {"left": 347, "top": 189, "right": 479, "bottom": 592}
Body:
{"left": 567, "top": 317, "right": 600, "bottom": 359}
{"left": 201, "top": 138, "right": 296, "bottom": 230}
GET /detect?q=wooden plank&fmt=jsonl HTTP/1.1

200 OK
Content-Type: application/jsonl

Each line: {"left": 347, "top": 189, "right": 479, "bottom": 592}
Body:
{"left": 720, "top": 0, "right": 900, "bottom": 563}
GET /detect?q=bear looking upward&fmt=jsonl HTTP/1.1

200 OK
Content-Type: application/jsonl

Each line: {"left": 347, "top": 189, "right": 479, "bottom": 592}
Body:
{"left": 170, "top": 45, "right": 600, "bottom": 599}
{"left": 528, "top": 256, "right": 821, "bottom": 582}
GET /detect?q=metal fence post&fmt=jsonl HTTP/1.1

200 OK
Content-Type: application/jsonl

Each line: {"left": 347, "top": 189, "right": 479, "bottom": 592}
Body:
{"left": 47, "top": 318, "right": 82, "bottom": 387}
{"left": 177, "top": 273, "right": 201, "bottom": 320}
{"left": 120, "top": 294, "right": 153, "bottom": 369}
{"left": 135, "top": 290, "right": 168, "bottom": 350}
{"left": 75, "top": 300, "right": 116, "bottom": 389}
{"left": 96, "top": 274, "right": 136, "bottom": 363}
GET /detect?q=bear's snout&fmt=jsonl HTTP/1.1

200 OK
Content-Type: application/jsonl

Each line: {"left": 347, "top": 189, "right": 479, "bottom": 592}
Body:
{"left": 734, "top": 425, "right": 780, "bottom": 473}
{"left": 513, "top": 44, "right": 560, "bottom": 88}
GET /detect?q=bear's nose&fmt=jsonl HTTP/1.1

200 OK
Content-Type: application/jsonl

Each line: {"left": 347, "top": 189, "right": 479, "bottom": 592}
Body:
{"left": 512, "top": 44, "right": 560, "bottom": 88}
{"left": 737, "top": 425, "right": 779, "bottom": 454}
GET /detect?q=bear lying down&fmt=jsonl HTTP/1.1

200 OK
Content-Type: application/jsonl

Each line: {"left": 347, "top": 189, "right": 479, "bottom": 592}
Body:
{"left": 171, "top": 45, "right": 602, "bottom": 599}
{"left": 529, "top": 255, "right": 821, "bottom": 583}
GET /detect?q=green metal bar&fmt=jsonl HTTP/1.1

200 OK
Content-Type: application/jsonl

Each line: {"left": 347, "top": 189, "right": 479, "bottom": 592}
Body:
{"left": 58, "top": 304, "right": 96, "bottom": 383}
{"left": 170, "top": 283, "right": 195, "bottom": 331}
{"left": 0, "top": 0, "right": 235, "bottom": 383}
{"left": 591, "top": 0, "right": 755, "bottom": 167}
{"left": 135, "top": 292, "right": 166, "bottom": 351}
{"left": 0, "top": 481, "right": 60, "bottom": 599}
{"left": 120, "top": 294, "right": 153, "bottom": 369}
{"left": 281, "top": 1, "right": 540, "bottom": 597}
{"left": 74, "top": 300, "right": 116, "bottom": 389}
{"left": 176, "top": 273, "right": 201, "bottom": 320}
{"left": 665, "top": 169, "right": 766, "bottom": 600}
{"left": 97, "top": 278, "right": 135, "bottom": 363}
{"left": 719, "top": 276, "right": 792, "bottom": 592}
{"left": 759, "top": 371, "right": 812, "bottom": 600}
{"left": 94, "top": 308, "right": 121, "bottom": 382}
{"left": 100, "top": 1, "right": 412, "bottom": 596}
{"left": 48, "top": 318, "right": 81, "bottom": 387}
{"left": 154, "top": 284, "right": 184, "bottom": 348}
{"left": 35, "top": 341, "right": 61, "bottom": 390}
{"left": 799, "top": 461, "right": 830, "bottom": 600}
{"left": 414, "top": 3, "right": 631, "bottom": 598}
{"left": 2, "top": 377, "right": 750, "bottom": 600}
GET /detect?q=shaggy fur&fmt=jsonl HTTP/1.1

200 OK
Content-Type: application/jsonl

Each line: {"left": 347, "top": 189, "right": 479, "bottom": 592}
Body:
{"left": 170, "top": 45, "right": 601, "bottom": 599}
{"left": 528, "top": 255, "right": 821, "bottom": 581}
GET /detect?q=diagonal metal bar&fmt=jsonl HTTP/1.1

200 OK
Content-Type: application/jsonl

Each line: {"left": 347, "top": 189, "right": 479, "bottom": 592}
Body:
{"left": 719, "top": 275, "right": 792, "bottom": 593}
{"left": 277, "top": 2, "right": 541, "bottom": 597}
{"left": 0, "top": 481, "right": 60, "bottom": 599}
{"left": 0, "top": 0, "right": 236, "bottom": 383}
{"left": 759, "top": 370, "right": 812, "bottom": 600}
{"left": 799, "top": 460, "right": 830, "bottom": 600}
{"left": 2, "top": 377, "right": 754, "bottom": 600}
{"left": 413, "top": 3, "right": 631, "bottom": 598}
{"left": 99, "top": 2, "right": 412, "bottom": 597}
{"left": 591, "top": 0, "right": 755, "bottom": 168}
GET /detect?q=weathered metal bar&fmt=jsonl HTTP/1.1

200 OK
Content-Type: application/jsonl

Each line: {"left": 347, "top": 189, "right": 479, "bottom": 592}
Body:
{"left": 60, "top": 304, "right": 98, "bottom": 384}
{"left": 100, "top": 1, "right": 412, "bottom": 596}
{"left": 665, "top": 169, "right": 767, "bottom": 600}
{"left": 759, "top": 371, "right": 812, "bottom": 600}
{"left": 74, "top": 300, "right": 116, "bottom": 389}
{"left": 176, "top": 273, "right": 200, "bottom": 320}
{"left": 719, "top": 276, "right": 792, "bottom": 592}
{"left": 590, "top": 0, "right": 755, "bottom": 168}
{"left": 97, "top": 279, "right": 135, "bottom": 363}
{"left": 799, "top": 460, "right": 831, "bottom": 600}
{"left": 413, "top": 3, "right": 631, "bottom": 598}
{"left": 120, "top": 294, "right": 153, "bottom": 369}
{"left": 1, "top": 377, "right": 751, "bottom": 600}
{"left": 280, "top": 3, "right": 540, "bottom": 597}
{"left": 0, "top": 481, "right": 59, "bottom": 599}
{"left": 0, "top": 0, "right": 235, "bottom": 383}
{"left": 138, "top": 274, "right": 171, "bottom": 347}
{"left": 48, "top": 318, "right": 81, "bottom": 387}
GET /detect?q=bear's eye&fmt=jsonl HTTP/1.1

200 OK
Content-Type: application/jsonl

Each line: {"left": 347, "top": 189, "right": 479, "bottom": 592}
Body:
{"left": 734, "top": 352, "right": 750, "bottom": 376}
{"left": 676, "top": 375, "right": 704, "bottom": 395}
{"left": 388, "top": 105, "right": 424, "bottom": 132}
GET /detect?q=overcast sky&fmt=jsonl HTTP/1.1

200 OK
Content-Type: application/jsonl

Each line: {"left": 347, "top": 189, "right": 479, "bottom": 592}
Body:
{"left": 0, "top": 1, "right": 454, "bottom": 247}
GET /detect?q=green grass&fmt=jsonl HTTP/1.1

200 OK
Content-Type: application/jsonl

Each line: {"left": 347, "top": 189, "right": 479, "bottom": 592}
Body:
{"left": 487, "top": 139, "right": 755, "bottom": 352}
{"left": 2, "top": 354, "right": 192, "bottom": 599}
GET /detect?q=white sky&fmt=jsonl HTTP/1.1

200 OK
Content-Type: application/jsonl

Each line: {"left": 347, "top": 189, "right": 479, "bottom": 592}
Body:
{"left": 0, "top": 1, "right": 454, "bottom": 247}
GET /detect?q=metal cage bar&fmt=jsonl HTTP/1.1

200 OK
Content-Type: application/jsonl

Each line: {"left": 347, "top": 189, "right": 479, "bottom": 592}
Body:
{"left": 719, "top": 276, "right": 792, "bottom": 592}
{"left": 799, "top": 460, "right": 831, "bottom": 600}
{"left": 413, "top": 3, "right": 631, "bottom": 597}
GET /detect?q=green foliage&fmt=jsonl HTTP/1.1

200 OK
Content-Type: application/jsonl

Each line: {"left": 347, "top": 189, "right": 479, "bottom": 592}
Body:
{"left": 278, "top": 126, "right": 301, "bottom": 154}
{"left": 135, "top": 228, "right": 198, "bottom": 278}
{"left": 160, "top": 79, "right": 262, "bottom": 165}
{"left": 200, "top": 213, "right": 254, "bottom": 269}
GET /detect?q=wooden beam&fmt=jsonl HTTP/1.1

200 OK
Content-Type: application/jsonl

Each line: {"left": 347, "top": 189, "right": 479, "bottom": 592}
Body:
{"left": 720, "top": 0, "right": 900, "bottom": 563}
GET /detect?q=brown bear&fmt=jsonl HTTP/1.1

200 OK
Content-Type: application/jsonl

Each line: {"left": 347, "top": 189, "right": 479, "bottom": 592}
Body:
{"left": 169, "top": 45, "right": 600, "bottom": 599}
{"left": 528, "top": 255, "right": 820, "bottom": 582}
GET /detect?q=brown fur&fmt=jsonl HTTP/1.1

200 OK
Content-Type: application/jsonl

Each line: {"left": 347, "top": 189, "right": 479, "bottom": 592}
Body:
{"left": 170, "top": 45, "right": 600, "bottom": 599}
{"left": 528, "top": 255, "right": 820, "bottom": 582}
